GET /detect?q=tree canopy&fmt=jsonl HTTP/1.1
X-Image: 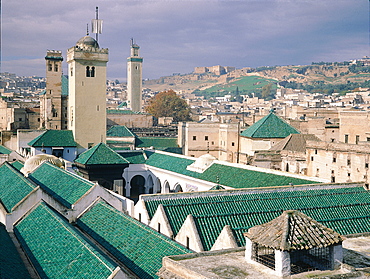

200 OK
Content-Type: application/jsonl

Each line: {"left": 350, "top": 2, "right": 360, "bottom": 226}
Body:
{"left": 145, "top": 90, "right": 191, "bottom": 122}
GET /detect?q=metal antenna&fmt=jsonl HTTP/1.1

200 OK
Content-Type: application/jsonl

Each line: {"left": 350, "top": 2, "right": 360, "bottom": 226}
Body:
{"left": 95, "top": 7, "right": 98, "bottom": 42}
{"left": 92, "top": 6, "right": 102, "bottom": 43}
{"left": 86, "top": 24, "right": 89, "bottom": 36}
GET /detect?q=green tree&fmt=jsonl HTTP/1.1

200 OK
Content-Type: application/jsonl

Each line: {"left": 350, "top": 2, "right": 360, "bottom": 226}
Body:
{"left": 261, "top": 83, "right": 274, "bottom": 99}
{"left": 145, "top": 90, "right": 191, "bottom": 122}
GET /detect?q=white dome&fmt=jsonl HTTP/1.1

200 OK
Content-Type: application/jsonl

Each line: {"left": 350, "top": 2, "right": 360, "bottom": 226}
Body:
{"left": 21, "top": 154, "right": 65, "bottom": 176}
{"left": 186, "top": 154, "right": 216, "bottom": 173}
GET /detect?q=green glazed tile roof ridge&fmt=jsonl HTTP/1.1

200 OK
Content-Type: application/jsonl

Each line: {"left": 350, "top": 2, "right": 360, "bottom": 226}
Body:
{"left": 0, "top": 144, "right": 12, "bottom": 154}
{"left": 14, "top": 202, "right": 117, "bottom": 279}
{"left": 240, "top": 112, "right": 300, "bottom": 138}
{"left": 0, "top": 162, "right": 36, "bottom": 212}
{"left": 77, "top": 200, "right": 191, "bottom": 279}
{"left": 28, "top": 162, "right": 95, "bottom": 208}
{"left": 28, "top": 130, "right": 77, "bottom": 147}
{"left": 11, "top": 160, "right": 24, "bottom": 171}
{"left": 75, "top": 142, "right": 130, "bottom": 165}
{"left": 106, "top": 125, "right": 136, "bottom": 138}
{"left": 136, "top": 137, "right": 179, "bottom": 148}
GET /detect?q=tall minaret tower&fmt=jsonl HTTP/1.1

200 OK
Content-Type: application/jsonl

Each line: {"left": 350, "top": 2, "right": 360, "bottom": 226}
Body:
{"left": 41, "top": 50, "right": 65, "bottom": 130}
{"left": 127, "top": 39, "right": 143, "bottom": 112}
{"left": 67, "top": 35, "right": 108, "bottom": 152}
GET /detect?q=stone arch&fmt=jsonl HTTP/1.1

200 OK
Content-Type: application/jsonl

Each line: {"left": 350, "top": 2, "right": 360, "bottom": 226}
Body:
{"left": 130, "top": 175, "right": 146, "bottom": 202}
{"left": 174, "top": 183, "right": 184, "bottom": 193}
{"left": 156, "top": 177, "right": 162, "bottom": 193}
{"left": 147, "top": 175, "right": 154, "bottom": 194}
{"left": 163, "top": 180, "right": 170, "bottom": 194}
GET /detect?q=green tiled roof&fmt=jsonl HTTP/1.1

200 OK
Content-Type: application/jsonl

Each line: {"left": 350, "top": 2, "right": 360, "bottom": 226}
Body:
{"left": 77, "top": 200, "right": 191, "bottom": 279}
{"left": 28, "top": 162, "right": 94, "bottom": 208}
{"left": 106, "top": 125, "right": 136, "bottom": 138}
{"left": 0, "top": 145, "right": 12, "bottom": 154}
{"left": 61, "top": 75, "right": 68, "bottom": 96}
{"left": 144, "top": 186, "right": 370, "bottom": 251}
{"left": 0, "top": 223, "right": 31, "bottom": 278}
{"left": 11, "top": 160, "right": 24, "bottom": 171}
{"left": 75, "top": 143, "right": 130, "bottom": 165}
{"left": 117, "top": 102, "right": 127, "bottom": 108}
{"left": 119, "top": 151, "right": 147, "bottom": 164}
{"left": 14, "top": 202, "right": 117, "bottom": 279}
{"left": 240, "top": 112, "right": 300, "bottom": 138}
{"left": 107, "top": 109, "right": 146, "bottom": 115}
{"left": 28, "top": 130, "right": 76, "bottom": 147}
{"left": 0, "top": 162, "right": 36, "bottom": 212}
{"left": 136, "top": 137, "right": 178, "bottom": 149}
{"left": 144, "top": 151, "right": 317, "bottom": 189}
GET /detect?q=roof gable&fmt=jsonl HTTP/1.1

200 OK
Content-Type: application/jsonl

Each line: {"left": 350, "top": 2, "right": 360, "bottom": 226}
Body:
{"left": 106, "top": 125, "right": 136, "bottom": 138}
{"left": 28, "top": 130, "right": 76, "bottom": 147}
{"left": 241, "top": 112, "right": 300, "bottom": 138}
{"left": 77, "top": 200, "right": 191, "bottom": 279}
{"left": 14, "top": 202, "right": 117, "bottom": 279}
{"left": 28, "top": 162, "right": 94, "bottom": 208}
{"left": 245, "top": 210, "right": 343, "bottom": 251}
{"left": 75, "top": 143, "right": 130, "bottom": 165}
{"left": 0, "top": 162, "right": 36, "bottom": 212}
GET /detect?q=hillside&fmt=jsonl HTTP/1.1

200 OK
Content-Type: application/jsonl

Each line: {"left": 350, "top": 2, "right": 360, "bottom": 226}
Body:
{"left": 143, "top": 62, "right": 370, "bottom": 98}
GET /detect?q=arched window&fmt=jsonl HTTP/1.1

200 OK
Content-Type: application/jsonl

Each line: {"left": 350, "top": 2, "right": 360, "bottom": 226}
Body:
{"left": 54, "top": 63, "right": 58, "bottom": 72}
{"left": 91, "top": 66, "right": 95, "bottom": 77}
{"left": 130, "top": 175, "right": 146, "bottom": 202}
{"left": 86, "top": 66, "right": 90, "bottom": 77}
{"left": 48, "top": 63, "right": 52, "bottom": 71}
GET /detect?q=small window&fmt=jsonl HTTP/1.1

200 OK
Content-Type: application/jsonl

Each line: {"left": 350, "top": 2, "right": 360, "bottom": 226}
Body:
{"left": 345, "top": 134, "right": 349, "bottom": 143}
{"left": 311, "top": 156, "right": 314, "bottom": 161}
{"left": 356, "top": 135, "right": 360, "bottom": 144}
{"left": 315, "top": 149, "right": 318, "bottom": 154}
{"left": 232, "top": 142, "right": 235, "bottom": 146}
{"left": 192, "top": 136, "right": 196, "bottom": 141}
{"left": 186, "top": 236, "right": 190, "bottom": 249}
{"left": 333, "top": 157, "right": 336, "bottom": 163}
{"left": 331, "top": 138, "right": 335, "bottom": 142}
{"left": 138, "top": 213, "right": 142, "bottom": 222}
{"left": 347, "top": 159, "right": 351, "bottom": 166}
{"left": 211, "top": 141, "right": 214, "bottom": 145}
{"left": 91, "top": 66, "right": 95, "bottom": 77}
{"left": 158, "top": 223, "right": 161, "bottom": 233}
{"left": 18, "top": 118, "right": 22, "bottom": 121}
{"left": 86, "top": 66, "right": 90, "bottom": 77}
{"left": 48, "top": 63, "right": 52, "bottom": 71}
{"left": 367, "top": 137, "right": 370, "bottom": 142}
{"left": 365, "top": 163, "right": 369, "bottom": 169}
{"left": 348, "top": 173, "right": 351, "bottom": 177}
{"left": 70, "top": 67, "right": 73, "bottom": 76}
{"left": 331, "top": 176, "right": 336, "bottom": 183}
{"left": 54, "top": 63, "right": 58, "bottom": 72}
{"left": 97, "top": 105, "right": 100, "bottom": 111}
{"left": 205, "top": 136, "right": 208, "bottom": 141}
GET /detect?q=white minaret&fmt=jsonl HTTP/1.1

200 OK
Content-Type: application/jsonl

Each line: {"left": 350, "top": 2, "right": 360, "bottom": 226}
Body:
{"left": 127, "top": 39, "right": 143, "bottom": 112}
{"left": 67, "top": 35, "right": 108, "bottom": 152}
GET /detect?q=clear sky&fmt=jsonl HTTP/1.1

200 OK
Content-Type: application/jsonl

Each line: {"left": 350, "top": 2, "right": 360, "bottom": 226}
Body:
{"left": 2, "top": 0, "right": 369, "bottom": 81}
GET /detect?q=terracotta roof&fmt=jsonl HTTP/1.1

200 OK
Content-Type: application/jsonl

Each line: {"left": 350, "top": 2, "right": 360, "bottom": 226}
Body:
{"left": 270, "top": 134, "right": 321, "bottom": 152}
{"left": 244, "top": 210, "right": 343, "bottom": 251}
{"left": 240, "top": 112, "right": 300, "bottom": 138}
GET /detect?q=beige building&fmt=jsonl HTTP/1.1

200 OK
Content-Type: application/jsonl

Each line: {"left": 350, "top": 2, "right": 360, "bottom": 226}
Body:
{"left": 178, "top": 121, "right": 239, "bottom": 162}
{"left": 339, "top": 110, "right": 370, "bottom": 144}
{"left": 40, "top": 50, "right": 67, "bottom": 130}
{"left": 306, "top": 140, "right": 370, "bottom": 187}
{"left": 67, "top": 36, "right": 108, "bottom": 151}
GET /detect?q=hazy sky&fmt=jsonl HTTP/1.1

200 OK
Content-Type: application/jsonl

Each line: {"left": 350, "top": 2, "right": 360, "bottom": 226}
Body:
{"left": 2, "top": 0, "right": 369, "bottom": 81}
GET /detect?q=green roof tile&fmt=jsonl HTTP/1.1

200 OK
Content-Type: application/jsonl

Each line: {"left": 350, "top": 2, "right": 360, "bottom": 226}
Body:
{"left": 0, "top": 223, "right": 31, "bottom": 278}
{"left": 77, "top": 200, "right": 191, "bottom": 279}
{"left": 75, "top": 143, "right": 130, "bottom": 165}
{"left": 136, "top": 137, "right": 179, "bottom": 149}
{"left": 241, "top": 112, "right": 300, "bottom": 138}
{"left": 14, "top": 202, "right": 117, "bottom": 279}
{"left": 0, "top": 145, "right": 12, "bottom": 154}
{"left": 0, "top": 162, "right": 36, "bottom": 212}
{"left": 28, "top": 130, "right": 76, "bottom": 147}
{"left": 118, "top": 151, "right": 147, "bottom": 164}
{"left": 28, "top": 162, "right": 94, "bottom": 208}
{"left": 144, "top": 186, "right": 370, "bottom": 251}
{"left": 144, "top": 151, "right": 317, "bottom": 189}
{"left": 61, "top": 75, "right": 68, "bottom": 96}
{"left": 106, "top": 125, "right": 136, "bottom": 138}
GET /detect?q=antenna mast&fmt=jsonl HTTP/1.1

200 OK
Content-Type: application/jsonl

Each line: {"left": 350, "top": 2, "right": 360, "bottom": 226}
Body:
{"left": 91, "top": 6, "right": 103, "bottom": 42}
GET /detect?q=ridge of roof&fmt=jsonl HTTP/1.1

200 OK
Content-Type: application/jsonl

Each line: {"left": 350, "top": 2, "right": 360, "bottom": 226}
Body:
{"left": 106, "top": 125, "right": 136, "bottom": 138}
{"left": 0, "top": 145, "right": 12, "bottom": 155}
{"left": 241, "top": 112, "right": 300, "bottom": 138}
{"left": 75, "top": 142, "right": 130, "bottom": 165}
